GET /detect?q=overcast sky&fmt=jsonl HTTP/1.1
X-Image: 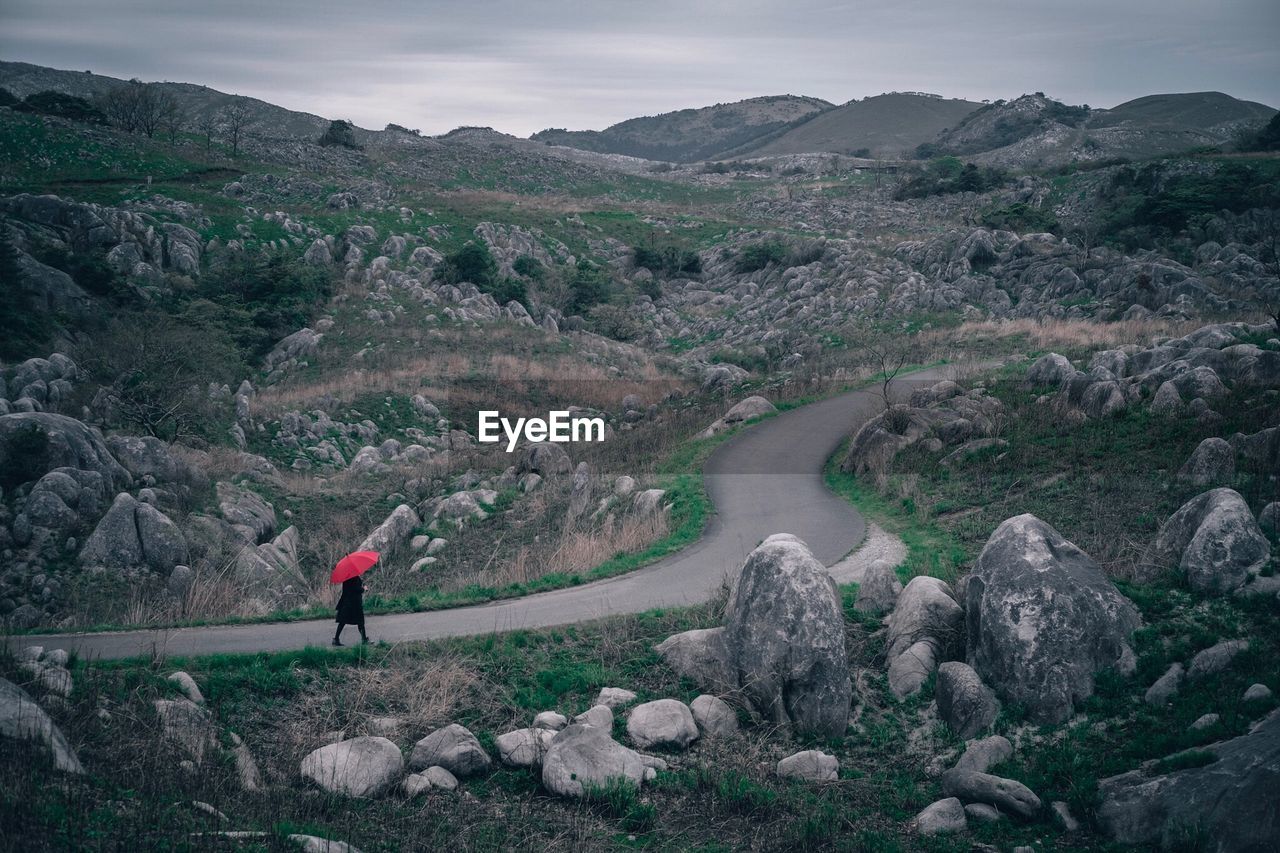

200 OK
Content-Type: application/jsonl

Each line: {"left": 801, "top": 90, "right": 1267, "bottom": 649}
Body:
{"left": 3, "top": 0, "right": 1277, "bottom": 136}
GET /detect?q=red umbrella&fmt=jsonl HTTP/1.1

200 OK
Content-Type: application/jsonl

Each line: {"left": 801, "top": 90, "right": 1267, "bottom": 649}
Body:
{"left": 330, "top": 551, "right": 380, "bottom": 584}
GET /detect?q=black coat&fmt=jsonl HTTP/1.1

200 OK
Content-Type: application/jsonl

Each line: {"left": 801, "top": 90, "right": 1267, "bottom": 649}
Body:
{"left": 335, "top": 576, "right": 365, "bottom": 624}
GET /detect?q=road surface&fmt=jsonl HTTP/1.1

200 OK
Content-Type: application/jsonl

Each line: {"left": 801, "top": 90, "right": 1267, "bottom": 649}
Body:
{"left": 14, "top": 364, "right": 966, "bottom": 661}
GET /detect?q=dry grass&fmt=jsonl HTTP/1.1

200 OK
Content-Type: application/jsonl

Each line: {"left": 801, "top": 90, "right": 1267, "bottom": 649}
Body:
{"left": 938, "top": 316, "right": 1213, "bottom": 353}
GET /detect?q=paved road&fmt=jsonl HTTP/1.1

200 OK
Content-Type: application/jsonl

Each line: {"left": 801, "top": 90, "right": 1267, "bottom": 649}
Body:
{"left": 14, "top": 365, "right": 965, "bottom": 661}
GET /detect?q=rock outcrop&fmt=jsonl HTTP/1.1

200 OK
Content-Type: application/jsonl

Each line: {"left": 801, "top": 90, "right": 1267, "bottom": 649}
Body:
{"left": 966, "top": 514, "right": 1139, "bottom": 724}
{"left": 1097, "top": 710, "right": 1280, "bottom": 849}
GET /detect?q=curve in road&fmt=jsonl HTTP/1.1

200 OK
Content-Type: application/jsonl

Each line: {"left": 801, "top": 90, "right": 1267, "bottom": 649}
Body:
{"left": 15, "top": 364, "right": 967, "bottom": 661}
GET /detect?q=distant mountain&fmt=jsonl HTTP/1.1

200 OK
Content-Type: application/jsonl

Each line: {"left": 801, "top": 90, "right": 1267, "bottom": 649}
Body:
{"left": 730, "top": 93, "right": 983, "bottom": 159}
{"left": 1091, "top": 91, "right": 1276, "bottom": 133}
{"left": 531, "top": 95, "right": 832, "bottom": 163}
{"left": 917, "top": 91, "right": 1277, "bottom": 168}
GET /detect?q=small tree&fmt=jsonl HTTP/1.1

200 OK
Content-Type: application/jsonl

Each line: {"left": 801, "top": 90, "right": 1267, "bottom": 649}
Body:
{"left": 318, "top": 119, "right": 361, "bottom": 149}
{"left": 219, "top": 103, "right": 254, "bottom": 157}
{"left": 861, "top": 338, "right": 910, "bottom": 422}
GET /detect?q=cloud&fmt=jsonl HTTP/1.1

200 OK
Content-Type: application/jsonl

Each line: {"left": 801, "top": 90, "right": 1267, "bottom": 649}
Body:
{"left": 2, "top": 0, "right": 1276, "bottom": 136}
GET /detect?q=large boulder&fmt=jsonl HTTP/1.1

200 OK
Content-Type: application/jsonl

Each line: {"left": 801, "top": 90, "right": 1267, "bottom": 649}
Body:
{"left": 357, "top": 504, "right": 420, "bottom": 555}
{"left": 699, "top": 395, "right": 777, "bottom": 438}
{"left": 1144, "top": 488, "right": 1270, "bottom": 594}
{"left": 935, "top": 662, "right": 999, "bottom": 739}
{"left": 408, "top": 723, "right": 491, "bottom": 777}
{"left": 884, "top": 575, "right": 963, "bottom": 699}
{"left": 1176, "top": 437, "right": 1235, "bottom": 487}
{"left": 300, "top": 736, "right": 404, "bottom": 797}
{"left": 0, "top": 412, "right": 130, "bottom": 492}
{"left": 724, "top": 534, "right": 851, "bottom": 737}
{"left": 103, "top": 434, "right": 203, "bottom": 487}
{"left": 853, "top": 559, "right": 902, "bottom": 615}
{"left": 216, "top": 481, "right": 276, "bottom": 544}
{"left": 541, "top": 724, "right": 651, "bottom": 798}
{"left": 653, "top": 628, "right": 734, "bottom": 692}
{"left": 1097, "top": 709, "right": 1280, "bottom": 849}
{"left": 1025, "top": 353, "right": 1074, "bottom": 388}
{"left": 966, "top": 515, "right": 1139, "bottom": 724}
{"left": 689, "top": 695, "right": 738, "bottom": 737}
{"left": 0, "top": 677, "right": 84, "bottom": 773}
{"left": 626, "top": 699, "right": 698, "bottom": 751}
{"left": 80, "top": 492, "right": 188, "bottom": 574}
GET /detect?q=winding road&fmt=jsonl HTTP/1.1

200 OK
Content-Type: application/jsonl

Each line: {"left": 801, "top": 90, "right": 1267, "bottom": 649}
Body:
{"left": 14, "top": 364, "right": 968, "bottom": 661}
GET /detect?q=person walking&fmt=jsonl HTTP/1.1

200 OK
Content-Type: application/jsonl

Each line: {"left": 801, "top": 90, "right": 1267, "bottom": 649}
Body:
{"left": 333, "top": 574, "right": 368, "bottom": 646}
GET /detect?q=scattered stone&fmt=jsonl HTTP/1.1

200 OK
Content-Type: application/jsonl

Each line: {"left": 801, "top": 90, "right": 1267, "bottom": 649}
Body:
{"left": 936, "top": 662, "right": 999, "bottom": 739}
{"left": 689, "top": 695, "right": 738, "bottom": 737}
{"left": 0, "top": 677, "right": 84, "bottom": 773}
{"left": 300, "top": 737, "right": 403, "bottom": 798}
{"left": 541, "top": 724, "right": 650, "bottom": 798}
{"left": 594, "top": 687, "right": 637, "bottom": 709}
{"left": 1176, "top": 437, "right": 1235, "bottom": 487}
{"left": 495, "top": 727, "right": 554, "bottom": 767}
{"left": 1188, "top": 639, "right": 1249, "bottom": 679}
{"left": 654, "top": 627, "right": 734, "bottom": 693}
{"left": 167, "top": 672, "right": 204, "bottom": 705}
{"left": 1144, "top": 663, "right": 1184, "bottom": 706}
{"left": 408, "top": 723, "right": 491, "bottom": 777}
{"left": 853, "top": 558, "right": 902, "bottom": 614}
{"left": 1190, "top": 713, "right": 1220, "bottom": 731}
{"left": 227, "top": 732, "right": 263, "bottom": 791}
{"left": 532, "top": 711, "right": 568, "bottom": 731}
{"left": 965, "top": 803, "right": 1001, "bottom": 824}
{"left": 954, "top": 735, "right": 1013, "bottom": 774}
{"left": 289, "top": 833, "right": 364, "bottom": 853}
{"left": 914, "top": 797, "right": 967, "bottom": 835}
{"left": 885, "top": 575, "right": 963, "bottom": 699}
{"left": 940, "top": 768, "right": 1042, "bottom": 820}
{"left": 1244, "top": 683, "right": 1273, "bottom": 702}
{"left": 154, "top": 698, "right": 215, "bottom": 763}
{"left": 573, "top": 705, "right": 614, "bottom": 730}
{"left": 776, "top": 749, "right": 838, "bottom": 783}
{"left": 1051, "top": 800, "right": 1080, "bottom": 831}
{"left": 626, "top": 699, "right": 698, "bottom": 751}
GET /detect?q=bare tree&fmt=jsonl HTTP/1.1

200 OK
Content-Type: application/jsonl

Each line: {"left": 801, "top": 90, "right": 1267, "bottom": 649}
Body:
{"left": 861, "top": 337, "right": 910, "bottom": 416}
{"left": 196, "top": 111, "right": 219, "bottom": 153}
{"left": 158, "top": 96, "right": 186, "bottom": 146}
{"left": 219, "top": 103, "right": 254, "bottom": 157}
{"left": 98, "top": 79, "right": 181, "bottom": 139}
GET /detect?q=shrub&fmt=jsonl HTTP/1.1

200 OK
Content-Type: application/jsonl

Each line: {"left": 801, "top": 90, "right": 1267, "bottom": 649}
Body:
{"left": 0, "top": 88, "right": 17, "bottom": 108}
{"left": 14, "top": 91, "right": 107, "bottom": 124}
{"left": 438, "top": 241, "right": 498, "bottom": 289}
{"left": 318, "top": 119, "right": 361, "bottom": 149}
{"left": 566, "top": 261, "right": 612, "bottom": 314}
{"left": 897, "top": 157, "right": 1008, "bottom": 199}
{"left": 736, "top": 240, "right": 787, "bottom": 273}
{"left": 0, "top": 424, "right": 49, "bottom": 491}
{"left": 586, "top": 303, "right": 642, "bottom": 341}
{"left": 0, "top": 221, "right": 54, "bottom": 358}
{"left": 511, "top": 255, "right": 544, "bottom": 280}
{"left": 200, "top": 250, "right": 333, "bottom": 354}
{"left": 979, "top": 202, "right": 1060, "bottom": 233}
{"left": 633, "top": 245, "right": 701, "bottom": 277}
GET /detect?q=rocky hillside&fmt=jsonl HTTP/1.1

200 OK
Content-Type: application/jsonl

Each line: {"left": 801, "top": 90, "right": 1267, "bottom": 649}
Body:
{"left": 0, "top": 60, "right": 402, "bottom": 147}
{"left": 733, "top": 92, "right": 982, "bottom": 159}
{"left": 921, "top": 91, "right": 1276, "bottom": 168}
{"left": 531, "top": 95, "right": 832, "bottom": 163}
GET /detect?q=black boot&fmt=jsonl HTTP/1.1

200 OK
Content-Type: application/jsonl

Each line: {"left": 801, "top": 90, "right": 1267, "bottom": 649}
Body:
{"left": 333, "top": 625, "right": 344, "bottom": 646}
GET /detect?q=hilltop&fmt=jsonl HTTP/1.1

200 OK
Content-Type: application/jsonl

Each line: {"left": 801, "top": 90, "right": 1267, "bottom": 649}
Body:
{"left": 531, "top": 95, "right": 831, "bottom": 163}
{"left": 731, "top": 92, "right": 983, "bottom": 159}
